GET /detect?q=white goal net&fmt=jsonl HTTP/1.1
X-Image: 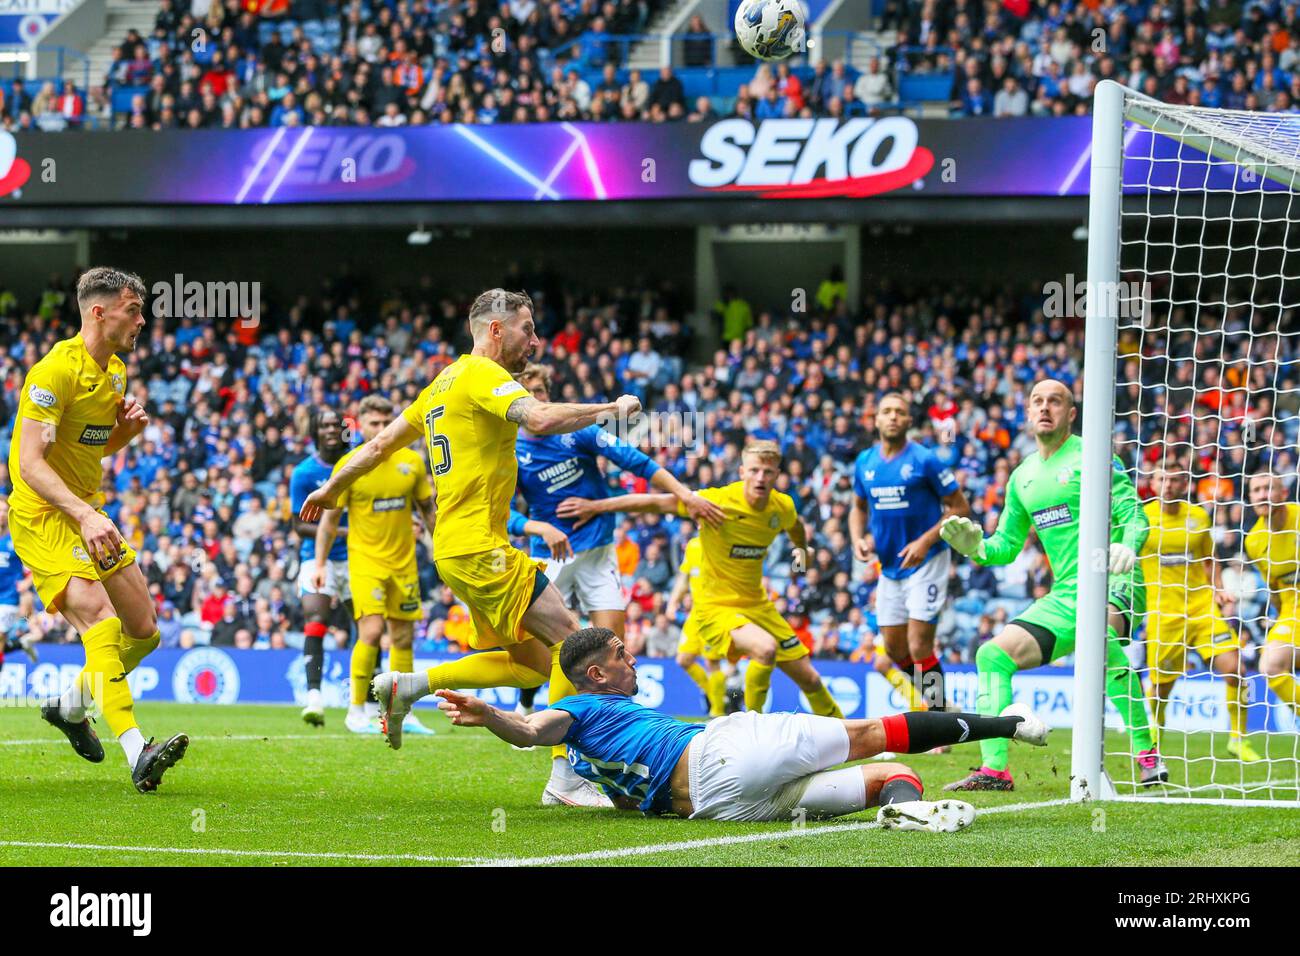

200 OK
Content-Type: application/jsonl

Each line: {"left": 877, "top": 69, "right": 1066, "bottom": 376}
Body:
{"left": 1079, "top": 82, "right": 1300, "bottom": 806}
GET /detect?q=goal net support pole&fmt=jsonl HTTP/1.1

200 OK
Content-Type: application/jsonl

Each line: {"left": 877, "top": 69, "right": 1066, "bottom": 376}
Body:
{"left": 1072, "top": 79, "right": 1125, "bottom": 803}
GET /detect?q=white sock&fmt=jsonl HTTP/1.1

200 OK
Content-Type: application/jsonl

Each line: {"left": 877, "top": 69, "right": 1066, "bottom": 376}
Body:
{"left": 792, "top": 767, "right": 868, "bottom": 820}
{"left": 364, "top": 700, "right": 379, "bottom": 718}
{"left": 59, "top": 682, "right": 86, "bottom": 722}
{"left": 120, "top": 727, "right": 146, "bottom": 768}
{"left": 306, "top": 688, "right": 323, "bottom": 709}
{"left": 348, "top": 704, "right": 366, "bottom": 719}
{"left": 550, "top": 755, "right": 579, "bottom": 786}
{"left": 396, "top": 672, "right": 428, "bottom": 704}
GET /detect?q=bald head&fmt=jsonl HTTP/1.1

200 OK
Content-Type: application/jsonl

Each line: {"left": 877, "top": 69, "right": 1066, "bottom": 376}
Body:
{"left": 1027, "top": 378, "right": 1076, "bottom": 446}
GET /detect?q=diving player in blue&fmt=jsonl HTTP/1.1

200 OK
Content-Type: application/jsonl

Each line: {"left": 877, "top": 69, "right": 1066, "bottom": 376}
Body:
{"left": 505, "top": 363, "right": 723, "bottom": 718}
{"left": 289, "top": 408, "right": 351, "bottom": 726}
{"left": 849, "top": 394, "right": 971, "bottom": 713}
{"left": 435, "top": 626, "right": 1046, "bottom": 826}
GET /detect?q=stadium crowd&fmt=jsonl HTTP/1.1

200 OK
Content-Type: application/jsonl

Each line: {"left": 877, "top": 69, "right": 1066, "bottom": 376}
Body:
{"left": 4, "top": 0, "right": 1300, "bottom": 132}
{"left": 0, "top": 266, "right": 1288, "bottom": 672}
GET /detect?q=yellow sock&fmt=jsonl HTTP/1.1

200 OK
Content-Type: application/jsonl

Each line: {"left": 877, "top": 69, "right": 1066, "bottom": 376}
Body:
{"left": 548, "top": 642, "right": 578, "bottom": 763}
{"left": 804, "top": 683, "right": 844, "bottom": 719}
{"left": 120, "top": 630, "right": 160, "bottom": 674}
{"left": 1267, "top": 672, "right": 1300, "bottom": 713}
{"left": 885, "top": 666, "right": 927, "bottom": 711}
{"left": 80, "top": 617, "right": 137, "bottom": 737}
{"left": 425, "top": 651, "right": 548, "bottom": 693}
{"left": 351, "top": 641, "right": 379, "bottom": 707}
{"left": 706, "top": 668, "right": 727, "bottom": 717}
{"left": 1226, "top": 679, "right": 1247, "bottom": 739}
{"left": 1148, "top": 688, "right": 1168, "bottom": 744}
{"left": 390, "top": 644, "right": 414, "bottom": 674}
{"left": 683, "top": 661, "right": 709, "bottom": 694}
{"left": 744, "top": 661, "right": 774, "bottom": 712}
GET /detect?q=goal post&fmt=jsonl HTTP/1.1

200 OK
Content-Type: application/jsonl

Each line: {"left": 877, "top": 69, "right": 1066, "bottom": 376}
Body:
{"left": 1074, "top": 80, "right": 1300, "bottom": 806}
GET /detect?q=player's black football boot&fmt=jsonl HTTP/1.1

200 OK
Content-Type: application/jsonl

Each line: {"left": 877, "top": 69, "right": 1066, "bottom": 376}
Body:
{"left": 132, "top": 733, "right": 189, "bottom": 793}
{"left": 942, "top": 767, "right": 1015, "bottom": 792}
{"left": 40, "top": 701, "right": 105, "bottom": 763}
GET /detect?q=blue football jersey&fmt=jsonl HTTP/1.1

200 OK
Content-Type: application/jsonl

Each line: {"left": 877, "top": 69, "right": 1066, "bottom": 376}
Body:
{"left": 0, "top": 534, "right": 23, "bottom": 606}
{"left": 289, "top": 455, "right": 348, "bottom": 562}
{"left": 512, "top": 426, "right": 660, "bottom": 557}
{"left": 552, "top": 693, "right": 704, "bottom": 814}
{"left": 852, "top": 442, "right": 959, "bottom": 580}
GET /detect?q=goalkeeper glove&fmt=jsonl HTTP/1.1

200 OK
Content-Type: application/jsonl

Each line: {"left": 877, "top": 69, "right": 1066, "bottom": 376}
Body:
{"left": 790, "top": 547, "right": 807, "bottom": 574}
{"left": 940, "top": 515, "right": 986, "bottom": 560}
{"left": 1108, "top": 542, "right": 1136, "bottom": 575}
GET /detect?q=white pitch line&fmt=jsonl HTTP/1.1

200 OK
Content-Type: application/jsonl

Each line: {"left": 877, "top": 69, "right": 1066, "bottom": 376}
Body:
{"left": 0, "top": 840, "right": 488, "bottom": 864}
{"left": 475, "top": 797, "right": 1074, "bottom": 867}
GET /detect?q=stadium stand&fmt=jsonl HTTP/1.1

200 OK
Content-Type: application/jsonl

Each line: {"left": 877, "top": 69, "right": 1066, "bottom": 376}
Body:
{"left": 3, "top": 0, "right": 1299, "bottom": 131}
{"left": 0, "top": 269, "right": 1283, "bottom": 675}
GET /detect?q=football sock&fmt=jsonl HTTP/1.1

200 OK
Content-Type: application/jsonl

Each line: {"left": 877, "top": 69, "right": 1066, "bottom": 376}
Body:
{"left": 1148, "top": 686, "right": 1169, "bottom": 742}
{"left": 877, "top": 771, "right": 924, "bottom": 806}
{"left": 390, "top": 644, "right": 414, "bottom": 675}
{"left": 1225, "top": 679, "right": 1247, "bottom": 739}
{"left": 885, "top": 666, "right": 927, "bottom": 711}
{"left": 79, "top": 617, "right": 137, "bottom": 738}
{"left": 1267, "top": 672, "right": 1300, "bottom": 713}
{"left": 804, "top": 683, "right": 844, "bottom": 718}
{"left": 706, "top": 668, "right": 728, "bottom": 717}
{"left": 744, "top": 661, "right": 774, "bottom": 712}
{"left": 518, "top": 686, "right": 539, "bottom": 709}
{"left": 119, "top": 629, "right": 160, "bottom": 675}
{"left": 916, "top": 654, "right": 947, "bottom": 711}
{"left": 59, "top": 675, "right": 89, "bottom": 722}
{"left": 796, "top": 766, "right": 867, "bottom": 818}
{"left": 880, "top": 711, "right": 1021, "bottom": 754}
{"left": 303, "top": 623, "right": 327, "bottom": 691}
{"left": 120, "top": 727, "right": 146, "bottom": 768}
{"left": 351, "top": 641, "right": 379, "bottom": 707}
{"left": 683, "top": 661, "right": 709, "bottom": 694}
{"left": 1106, "top": 629, "right": 1154, "bottom": 752}
{"left": 548, "top": 642, "right": 577, "bottom": 764}
{"left": 422, "top": 652, "right": 548, "bottom": 700}
{"left": 975, "top": 641, "right": 1016, "bottom": 772}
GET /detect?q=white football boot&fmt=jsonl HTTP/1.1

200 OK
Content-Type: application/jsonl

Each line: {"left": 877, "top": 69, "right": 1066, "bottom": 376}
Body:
{"left": 401, "top": 710, "right": 436, "bottom": 736}
{"left": 345, "top": 707, "right": 381, "bottom": 735}
{"left": 371, "top": 672, "right": 410, "bottom": 750}
{"left": 541, "top": 758, "right": 614, "bottom": 808}
{"left": 877, "top": 799, "right": 977, "bottom": 833}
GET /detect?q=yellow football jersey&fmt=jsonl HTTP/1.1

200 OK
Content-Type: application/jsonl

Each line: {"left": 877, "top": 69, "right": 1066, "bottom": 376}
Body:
{"left": 8, "top": 334, "right": 126, "bottom": 517}
{"left": 679, "top": 537, "right": 703, "bottom": 603}
{"left": 1140, "top": 500, "right": 1215, "bottom": 612}
{"left": 1245, "top": 503, "right": 1300, "bottom": 619}
{"left": 675, "top": 482, "right": 797, "bottom": 607}
{"left": 334, "top": 445, "right": 431, "bottom": 569}
{"left": 400, "top": 354, "right": 528, "bottom": 560}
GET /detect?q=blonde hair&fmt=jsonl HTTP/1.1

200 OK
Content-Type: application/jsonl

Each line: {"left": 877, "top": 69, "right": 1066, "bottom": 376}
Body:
{"left": 516, "top": 363, "right": 552, "bottom": 391}
{"left": 742, "top": 439, "right": 783, "bottom": 466}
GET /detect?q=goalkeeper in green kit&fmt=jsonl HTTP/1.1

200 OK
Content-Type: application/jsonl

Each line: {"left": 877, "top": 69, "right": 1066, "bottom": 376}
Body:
{"left": 940, "top": 380, "right": 1166, "bottom": 791}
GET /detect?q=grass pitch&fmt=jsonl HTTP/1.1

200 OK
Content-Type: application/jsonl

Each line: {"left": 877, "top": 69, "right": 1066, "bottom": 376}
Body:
{"left": 1, "top": 703, "right": 1298, "bottom": 867}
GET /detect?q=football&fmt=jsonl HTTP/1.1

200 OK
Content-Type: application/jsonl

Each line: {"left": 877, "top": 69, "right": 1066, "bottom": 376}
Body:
{"left": 734, "top": 0, "right": 807, "bottom": 61}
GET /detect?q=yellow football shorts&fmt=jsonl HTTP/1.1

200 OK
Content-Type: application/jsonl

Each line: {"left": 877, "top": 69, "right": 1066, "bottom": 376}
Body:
{"left": 435, "top": 546, "right": 547, "bottom": 650}
{"left": 693, "top": 600, "right": 807, "bottom": 664}
{"left": 1146, "top": 605, "right": 1238, "bottom": 685}
{"left": 677, "top": 615, "right": 725, "bottom": 661}
{"left": 8, "top": 506, "right": 136, "bottom": 612}
{"left": 1264, "top": 611, "right": 1300, "bottom": 649}
{"left": 351, "top": 562, "right": 422, "bottom": 621}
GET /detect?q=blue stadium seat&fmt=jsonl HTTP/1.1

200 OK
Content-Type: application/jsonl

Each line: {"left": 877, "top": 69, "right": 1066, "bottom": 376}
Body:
{"left": 110, "top": 85, "right": 149, "bottom": 115}
{"left": 899, "top": 72, "right": 953, "bottom": 103}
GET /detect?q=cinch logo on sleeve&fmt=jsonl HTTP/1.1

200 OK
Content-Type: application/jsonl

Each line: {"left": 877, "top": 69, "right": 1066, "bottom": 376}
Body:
{"left": 371, "top": 497, "right": 407, "bottom": 512}
{"left": 78, "top": 425, "right": 113, "bottom": 445}
{"left": 1031, "top": 504, "right": 1073, "bottom": 530}
{"left": 729, "top": 545, "right": 768, "bottom": 560}
{"left": 49, "top": 886, "right": 151, "bottom": 936}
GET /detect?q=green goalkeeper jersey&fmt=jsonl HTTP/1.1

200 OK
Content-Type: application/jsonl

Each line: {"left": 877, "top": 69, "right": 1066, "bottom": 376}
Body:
{"left": 973, "top": 433, "right": 1148, "bottom": 590}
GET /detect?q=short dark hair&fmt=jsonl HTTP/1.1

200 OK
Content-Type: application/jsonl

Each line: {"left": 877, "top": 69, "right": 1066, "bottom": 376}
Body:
{"left": 310, "top": 407, "right": 341, "bottom": 445}
{"left": 76, "top": 267, "right": 146, "bottom": 310}
{"left": 559, "top": 626, "right": 617, "bottom": 687}
{"left": 468, "top": 288, "right": 533, "bottom": 331}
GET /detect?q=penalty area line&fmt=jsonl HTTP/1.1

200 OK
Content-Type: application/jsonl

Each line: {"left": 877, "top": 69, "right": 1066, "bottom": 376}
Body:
{"left": 475, "top": 797, "right": 1073, "bottom": 867}
{"left": 0, "top": 840, "right": 490, "bottom": 865}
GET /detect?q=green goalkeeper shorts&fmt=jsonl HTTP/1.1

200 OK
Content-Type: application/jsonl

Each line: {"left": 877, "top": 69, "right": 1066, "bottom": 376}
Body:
{"left": 1011, "top": 568, "right": 1145, "bottom": 663}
